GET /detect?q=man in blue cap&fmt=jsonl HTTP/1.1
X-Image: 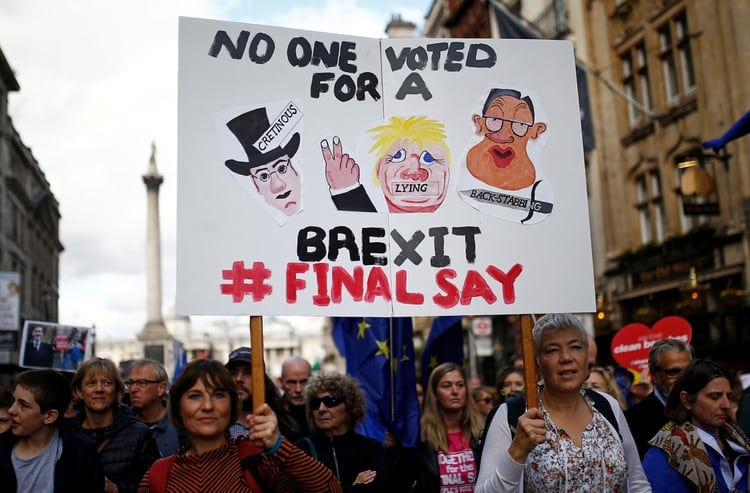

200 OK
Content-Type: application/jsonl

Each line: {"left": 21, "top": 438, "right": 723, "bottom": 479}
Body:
{"left": 225, "top": 347, "right": 306, "bottom": 441}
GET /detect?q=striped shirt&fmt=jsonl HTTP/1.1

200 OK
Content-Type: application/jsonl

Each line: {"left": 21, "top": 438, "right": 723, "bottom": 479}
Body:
{"left": 138, "top": 437, "right": 343, "bottom": 492}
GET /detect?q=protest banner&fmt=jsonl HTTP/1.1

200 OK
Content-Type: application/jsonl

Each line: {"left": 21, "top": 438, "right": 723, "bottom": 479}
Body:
{"left": 176, "top": 18, "right": 595, "bottom": 319}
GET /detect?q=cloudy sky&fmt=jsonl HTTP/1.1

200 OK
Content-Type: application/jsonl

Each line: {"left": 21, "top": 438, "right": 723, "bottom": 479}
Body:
{"left": 0, "top": 0, "right": 432, "bottom": 341}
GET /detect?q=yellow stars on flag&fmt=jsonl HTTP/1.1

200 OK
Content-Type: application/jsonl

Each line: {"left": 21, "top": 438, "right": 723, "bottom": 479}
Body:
{"left": 357, "top": 318, "right": 371, "bottom": 339}
{"left": 375, "top": 339, "right": 390, "bottom": 358}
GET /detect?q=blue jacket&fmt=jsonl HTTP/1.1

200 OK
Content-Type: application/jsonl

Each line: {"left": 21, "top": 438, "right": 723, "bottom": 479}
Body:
{"left": 0, "top": 422, "right": 104, "bottom": 492}
{"left": 644, "top": 433, "right": 749, "bottom": 493}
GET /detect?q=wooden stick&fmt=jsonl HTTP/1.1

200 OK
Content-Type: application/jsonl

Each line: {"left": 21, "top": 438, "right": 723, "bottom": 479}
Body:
{"left": 250, "top": 315, "right": 265, "bottom": 411}
{"left": 521, "top": 314, "right": 538, "bottom": 408}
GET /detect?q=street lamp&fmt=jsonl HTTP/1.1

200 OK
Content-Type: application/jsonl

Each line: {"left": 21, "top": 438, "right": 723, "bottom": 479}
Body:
{"left": 677, "top": 267, "right": 709, "bottom": 317}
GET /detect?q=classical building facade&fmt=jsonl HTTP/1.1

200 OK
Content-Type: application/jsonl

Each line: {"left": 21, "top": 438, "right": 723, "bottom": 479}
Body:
{"left": 584, "top": 0, "right": 750, "bottom": 367}
{"left": 421, "top": 0, "right": 600, "bottom": 381}
{"left": 0, "top": 46, "right": 62, "bottom": 368}
{"left": 422, "top": 0, "right": 750, "bottom": 370}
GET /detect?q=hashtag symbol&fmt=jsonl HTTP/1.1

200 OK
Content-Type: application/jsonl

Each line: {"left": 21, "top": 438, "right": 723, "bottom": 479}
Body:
{"left": 220, "top": 261, "right": 273, "bottom": 302}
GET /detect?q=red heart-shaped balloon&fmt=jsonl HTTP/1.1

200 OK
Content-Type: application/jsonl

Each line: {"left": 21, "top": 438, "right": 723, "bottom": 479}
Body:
{"left": 610, "top": 316, "right": 692, "bottom": 372}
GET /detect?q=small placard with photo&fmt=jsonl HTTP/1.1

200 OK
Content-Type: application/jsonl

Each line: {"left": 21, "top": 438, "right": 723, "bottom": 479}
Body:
{"left": 19, "top": 320, "right": 92, "bottom": 371}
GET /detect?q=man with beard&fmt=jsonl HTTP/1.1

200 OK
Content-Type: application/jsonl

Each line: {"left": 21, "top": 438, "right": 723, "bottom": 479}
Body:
{"left": 225, "top": 347, "right": 304, "bottom": 441}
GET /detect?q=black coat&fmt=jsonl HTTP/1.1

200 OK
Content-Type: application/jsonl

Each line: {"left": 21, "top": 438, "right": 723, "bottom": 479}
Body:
{"left": 296, "top": 430, "right": 389, "bottom": 492}
{"left": 71, "top": 403, "right": 160, "bottom": 493}
{"left": 0, "top": 422, "right": 104, "bottom": 492}
{"left": 624, "top": 392, "right": 668, "bottom": 459}
{"left": 23, "top": 341, "right": 55, "bottom": 367}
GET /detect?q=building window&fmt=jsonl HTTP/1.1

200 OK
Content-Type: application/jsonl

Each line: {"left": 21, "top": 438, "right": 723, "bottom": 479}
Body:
{"left": 620, "top": 41, "right": 651, "bottom": 126}
{"left": 636, "top": 171, "right": 666, "bottom": 244}
{"left": 659, "top": 11, "right": 695, "bottom": 104}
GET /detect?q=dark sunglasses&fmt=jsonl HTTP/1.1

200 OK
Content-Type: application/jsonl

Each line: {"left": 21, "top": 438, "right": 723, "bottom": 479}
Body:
{"left": 310, "top": 395, "right": 344, "bottom": 410}
{"left": 475, "top": 398, "right": 492, "bottom": 404}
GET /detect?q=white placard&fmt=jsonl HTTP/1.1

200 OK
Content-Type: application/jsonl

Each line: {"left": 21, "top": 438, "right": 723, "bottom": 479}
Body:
{"left": 176, "top": 17, "right": 595, "bottom": 317}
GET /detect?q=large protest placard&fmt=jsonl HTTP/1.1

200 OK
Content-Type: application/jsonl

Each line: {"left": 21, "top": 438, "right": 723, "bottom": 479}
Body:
{"left": 176, "top": 17, "right": 595, "bottom": 317}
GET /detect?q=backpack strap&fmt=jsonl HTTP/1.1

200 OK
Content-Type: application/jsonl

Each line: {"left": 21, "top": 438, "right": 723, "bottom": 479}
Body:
{"left": 301, "top": 436, "right": 318, "bottom": 460}
{"left": 582, "top": 387, "right": 621, "bottom": 440}
{"left": 237, "top": 438, "right": 273, "bottom": 493}
{"left": 147, "top": 455, "right": 176, "bottom": 493}
{"left": 505, "top": 394, "right": 527, "bottom": 439}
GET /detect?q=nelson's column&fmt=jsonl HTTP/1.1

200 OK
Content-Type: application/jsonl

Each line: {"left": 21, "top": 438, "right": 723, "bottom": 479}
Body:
{"left": 138, "top": 143, "right": 170, "bottom": 363}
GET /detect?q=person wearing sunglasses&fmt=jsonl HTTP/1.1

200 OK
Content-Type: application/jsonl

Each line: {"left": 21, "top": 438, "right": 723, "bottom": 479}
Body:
{"left": 472, "top": 385, "right": 499, "bottom": 421}
{"left": 296, "top": 373, "right": 389, "bottom": 491}
{"left": 625, "top": 338, "right": 693, "bottom": 459}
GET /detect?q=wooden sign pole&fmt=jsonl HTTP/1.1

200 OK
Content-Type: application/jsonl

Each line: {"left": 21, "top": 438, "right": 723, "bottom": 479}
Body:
{"left": 250, "top": 315, "right": 265, "bottom": 411}
{"left": 521, "top": 314, "right": 538, "bottom": 407}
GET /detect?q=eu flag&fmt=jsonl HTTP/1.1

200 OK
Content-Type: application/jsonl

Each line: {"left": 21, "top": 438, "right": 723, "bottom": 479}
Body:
{"left": 420, "top": 316, "right": 464, "bottom": 387}
{"left": 332, "top": 317, "right": 420, "bottom": 448}
{"left": 173, "top": 339, "right": 188, "bottom": 382}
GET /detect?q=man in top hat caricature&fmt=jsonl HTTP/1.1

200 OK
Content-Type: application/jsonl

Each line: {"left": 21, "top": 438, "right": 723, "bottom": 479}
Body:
{"left": 224, "top": 102, "right": 303, "bottom": 224}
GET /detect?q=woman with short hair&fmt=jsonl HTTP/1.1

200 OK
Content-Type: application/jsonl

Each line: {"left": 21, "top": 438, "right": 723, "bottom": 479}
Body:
{"left": 70, "top": 357, "right": 159, "bottom": 493}
{"left": 475, "top": 313, "right": 649, "bottom": 492}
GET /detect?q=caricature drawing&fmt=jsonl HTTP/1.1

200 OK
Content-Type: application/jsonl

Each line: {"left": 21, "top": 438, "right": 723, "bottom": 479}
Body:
{"left": 223, "top": 103, "right": 303, "bottom": 224}
{"left": 460, "top": 88, "right": 553, "bottom": 224}
{"left": 321, "top": 115, "right": 451, "bottom": 213}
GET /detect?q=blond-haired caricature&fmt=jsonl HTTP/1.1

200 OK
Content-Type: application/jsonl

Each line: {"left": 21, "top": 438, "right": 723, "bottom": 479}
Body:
{"left": 322, "top": 115, "right": 451, "bottom": 213}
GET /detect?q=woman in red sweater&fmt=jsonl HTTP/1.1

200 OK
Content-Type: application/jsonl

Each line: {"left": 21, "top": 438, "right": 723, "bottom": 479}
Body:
{"left": 139, "top": 359, "right": 342, "bottom": 492}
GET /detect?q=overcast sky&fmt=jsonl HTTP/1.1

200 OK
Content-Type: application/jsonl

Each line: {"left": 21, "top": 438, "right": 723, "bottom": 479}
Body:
{"left": 0, "top": 0, "right": 431, "bottom": 341}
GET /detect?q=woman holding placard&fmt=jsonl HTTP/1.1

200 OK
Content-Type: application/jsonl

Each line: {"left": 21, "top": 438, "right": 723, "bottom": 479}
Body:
{"left": 475, "top": 313, "right": 649, "bottom": 492}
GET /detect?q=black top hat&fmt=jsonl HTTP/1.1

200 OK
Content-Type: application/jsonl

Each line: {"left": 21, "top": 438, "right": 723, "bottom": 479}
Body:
{"left": 224, "top": 107, "right": 300, "bottom": 176}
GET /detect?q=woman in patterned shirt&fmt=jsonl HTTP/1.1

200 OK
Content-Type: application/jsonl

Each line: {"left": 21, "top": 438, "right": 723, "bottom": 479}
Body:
{"left": 475, "top": 313, "right": 650, "bottom": 492}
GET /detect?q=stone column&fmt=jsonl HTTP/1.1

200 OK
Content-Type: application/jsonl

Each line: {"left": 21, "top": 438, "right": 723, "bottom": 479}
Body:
{"left": 138, "top": 143, "right": 169, "bottom": 360}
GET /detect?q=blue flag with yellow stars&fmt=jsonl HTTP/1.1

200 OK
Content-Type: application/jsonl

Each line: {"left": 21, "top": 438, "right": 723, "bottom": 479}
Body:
{"left": 420, "top": 316, "right": 465, "bottom": 388}
{"left": 332, "top": 317, "right": 420, "bottom": 448}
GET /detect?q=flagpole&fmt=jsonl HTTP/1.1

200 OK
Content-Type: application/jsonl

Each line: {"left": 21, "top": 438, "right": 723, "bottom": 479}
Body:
{"left": 250, "top": 315, "right": 265, "bottom": 411}
{"left": 389, "top": 317, "right": 395, "bottom": 422}
{"left": 521, "top": 314, "right": 538, "bottom": 407}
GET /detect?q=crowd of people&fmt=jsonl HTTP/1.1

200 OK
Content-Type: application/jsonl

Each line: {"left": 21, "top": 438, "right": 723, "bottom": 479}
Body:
{"left": 0, "top": 313, "right": 749, "bottom": 492}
